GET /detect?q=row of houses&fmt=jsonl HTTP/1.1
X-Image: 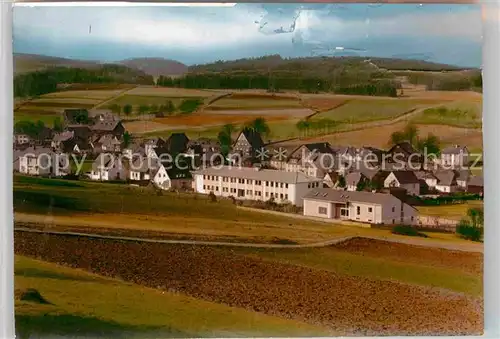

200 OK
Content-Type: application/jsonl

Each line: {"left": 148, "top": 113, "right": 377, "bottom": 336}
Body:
{"left": 14, "top": 114, "right": 482, "bottom": 226}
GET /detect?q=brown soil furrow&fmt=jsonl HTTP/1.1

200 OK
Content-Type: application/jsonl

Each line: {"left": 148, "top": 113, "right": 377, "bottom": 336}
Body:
{"left": 14, "top": 232, "right": 483, "bottom": 336}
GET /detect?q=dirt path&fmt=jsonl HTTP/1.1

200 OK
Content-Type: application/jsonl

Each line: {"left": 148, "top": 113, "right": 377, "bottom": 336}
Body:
{"left": 13, "top": 226, "right": 483, "bottom": 253}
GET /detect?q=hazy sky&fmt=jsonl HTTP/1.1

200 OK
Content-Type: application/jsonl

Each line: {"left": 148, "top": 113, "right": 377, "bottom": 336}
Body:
{"left": 13, "top": 3, "right": 482, "bottom": 67}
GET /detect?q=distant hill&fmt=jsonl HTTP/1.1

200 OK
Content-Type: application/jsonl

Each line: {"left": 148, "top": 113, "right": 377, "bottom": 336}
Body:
{"left": 119, "top": 58, "right": 188, "bottom": 78}
{"left": 14, "top": 54, "right": 188, "bottom": 78}
{"left": 189, "top": 55, "right": 472, "bottom": 74}
{"left": 14, "top": 53, "right": 101, "bottom": 74}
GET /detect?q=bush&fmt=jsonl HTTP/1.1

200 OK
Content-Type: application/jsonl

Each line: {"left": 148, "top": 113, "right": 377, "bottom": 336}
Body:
{"left": 391, "top": 225, "right": 428, "bottom": 238}
{"left": 456, "top": 220, "right": 483, "bottom": 242}
{"left": 208, "top": 191, "right": 217, "bottom": 203}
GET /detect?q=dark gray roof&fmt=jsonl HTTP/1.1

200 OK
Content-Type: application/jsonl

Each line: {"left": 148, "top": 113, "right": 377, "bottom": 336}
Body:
{"left": 91, "top": 120, "right": 121, "bottom": 132}
{"left": 390, "top": 171, "right": 420, "bottom": 184}
{"left": 303, "top": 188, "right": 403, "bottom": 206}
{"left": 414, "top": 171, "right": 438, "bottom": 180}
{"left": 456, "top": 169, "right": 471, "bottom": 181}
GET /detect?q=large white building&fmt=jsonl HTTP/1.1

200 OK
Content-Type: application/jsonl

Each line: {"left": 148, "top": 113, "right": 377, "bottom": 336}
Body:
{"left": 192, "top": 166, "right": 323, "bottom": 206}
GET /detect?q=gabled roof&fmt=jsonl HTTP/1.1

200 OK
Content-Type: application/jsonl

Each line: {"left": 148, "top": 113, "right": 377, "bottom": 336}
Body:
{"left": 455, "top": 169, "right": 471, "bottom": 181}
{"left": 237, "top": 128, "right": 264, "bottom": 150}
{"left": 434, "top": 170, "right": 457, "bottom": 186}
{"left": 165, "top": 132, "right": 190, "bottom": 154}
{"left": 91, "top": 120, "right": 122, "bottom": 132}
{"left": 389, "top": 171, "right": 420, "bottom": 184}
{"left": 442, "top": 145, "right": 468, "bottom": 155}
{"left": 387, "top": 142, "right": 420, "bottom": 156}
{"left": 414, "top": 171, "right": 438, "bottom": 181}
{"left": 304, "top": 188, "right": 405, "bottom": 206}
{"left": 288, "top": 142, "right": 333, "bottom": 160}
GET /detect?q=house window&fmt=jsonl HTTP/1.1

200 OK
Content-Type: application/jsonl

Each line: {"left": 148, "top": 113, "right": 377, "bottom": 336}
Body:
{"left": 411, "top": 216, "right": 414, "bottom": 221}
{"left": 308, "top": 183, "right": 311, "bottom": 188}
{"left": 392, "top": 207, "right": 395, "bottom": 212}
{"left": 318, "top": 207, "right": 327, "bottom": 215}
{"left": 270, "top": 182, "right": 274, "bottom": 187}
{"left": 247, "top": 179, "right": 253, "bottom": 184}
{"left": 392, "top": 219, "right": 395, "bottom": 224}
{"left": 266, "top": 192, "right": 269, "bottom": 197}
{"left": 216, "top": 186, "right": 219, "bottom": 191}
{"left": 285, "top": 184, "right": 289, "bottom": 188}
{"left": 246, "top": 190, "right": 252, "bottom": 195}
{"left": 368, "top": 207, "right": 373, "bottom": 213}
{"left": 203, "top": 185, "right": 206, "bottom": 189}
{"left": 280, "top": 183, "right": 283, "bottom": 188}
{"left": 266, "top": 181, "right": 269, "bottom": 187}
{"left": 357, "top": 206, "right": 360, "bottom": 215}
{"left": 340, "top": 208, "right": 349, "bottom": 217}
{"left": 280, "top": 193, "right": 284, "bottom": 199}
{"left": 285, "top": 194, "right": 288, "bottom": 200}
{"left": 256, "top": 180, "right": 261, "bottom": 185}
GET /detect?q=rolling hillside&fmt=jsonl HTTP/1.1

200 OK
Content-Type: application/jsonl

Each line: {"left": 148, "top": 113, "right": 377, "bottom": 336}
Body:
{"left": 119, "top": 58, "right": 188, "bottom": 77}
{"left": 14, "top": 53, "right": 101, "bottom": 74}
{"left": 14, "top": 53, "right": 188, "bottom": 77}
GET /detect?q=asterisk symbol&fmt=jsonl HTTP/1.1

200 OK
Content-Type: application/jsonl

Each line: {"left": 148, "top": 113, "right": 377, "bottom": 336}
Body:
{"left": 256, "top": 147, "right": 270, "bottom": 161}
{"left": 274, "top": 147, "right": 288, "bottom": 161}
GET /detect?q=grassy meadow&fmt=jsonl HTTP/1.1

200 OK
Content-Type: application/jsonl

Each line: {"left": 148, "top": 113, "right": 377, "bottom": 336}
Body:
{"left": 15, "top": 255, "right": 328, "bottom": 338}
{"left": 233, "top": 244, "right": 482, "bottom": 297}
{"left": 13, "top": 175, "right": 483, "bottom": 248}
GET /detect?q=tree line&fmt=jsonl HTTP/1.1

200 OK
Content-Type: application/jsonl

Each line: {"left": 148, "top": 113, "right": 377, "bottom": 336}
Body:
{"left": 406, "top": 71, "right": 482, "bottom": 91}
{"left": 14, "top": 65, "right": 155, "bottom": 98}
{"left": 108, "top": 98, "right": 203, "bottom": 117}
{"left": 157, "top": 73, "right": 399, "bottom": 97}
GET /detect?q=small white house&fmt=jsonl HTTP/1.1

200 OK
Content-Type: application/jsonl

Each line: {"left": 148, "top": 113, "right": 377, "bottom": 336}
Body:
{"left": 129, "top": 156, "right": 171, "bottom": 190}
{"left": 434, "top": 170, "right": 458, "bottom": 193}
{"left": 18, "top": 147, "right": 54, "bottom": 176}
{"left": 303, "top": 188, "right": 417, "bottom": 225}
{"left": 89, "top": 153, "right": 128, "bottom": 181}
{"left": 383, "top": 171, "right": 421, "bottom": 196}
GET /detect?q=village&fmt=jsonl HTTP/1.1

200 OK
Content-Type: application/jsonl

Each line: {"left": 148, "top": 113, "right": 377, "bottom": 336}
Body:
{"left": 13, "top": 107, "right": 484, "bottom": 230}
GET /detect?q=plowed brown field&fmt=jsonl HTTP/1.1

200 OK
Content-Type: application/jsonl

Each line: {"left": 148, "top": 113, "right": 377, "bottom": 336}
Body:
{"left": 14, "top": 232, "right": 483, "bottom": 336}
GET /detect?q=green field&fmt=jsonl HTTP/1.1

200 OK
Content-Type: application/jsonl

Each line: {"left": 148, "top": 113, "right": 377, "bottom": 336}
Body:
{"left": 313, "top": 98, "right": 441, "bottom": 123}
{"left": 15, "top": 255, "right": 328, "bottom": 338}
{"left": 42, "top": 89, "right": 126, "bottom": 100}
{"left": 410, "top": 101, "right": 482, "bottom": 128}
{"left": 417, "top": 201, "right": 484, "bottom": 221}
{"left": 103, "top": 95, "right": 206, "bottom": 109}
{"left": 234, "top": 245, "right": 481, "bottom": 296}
{"left": 207, "top": 97, "right": 302, "bottom": 110}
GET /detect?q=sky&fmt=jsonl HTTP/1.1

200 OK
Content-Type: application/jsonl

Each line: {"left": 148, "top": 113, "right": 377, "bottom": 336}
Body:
{"left": 13, "top": 3, "right": 482, "bottom": 67}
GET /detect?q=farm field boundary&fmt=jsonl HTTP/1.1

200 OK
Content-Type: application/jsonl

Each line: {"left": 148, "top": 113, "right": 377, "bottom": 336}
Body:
{"left": 13, "top": 227, "right": 483, "bottom": 253}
